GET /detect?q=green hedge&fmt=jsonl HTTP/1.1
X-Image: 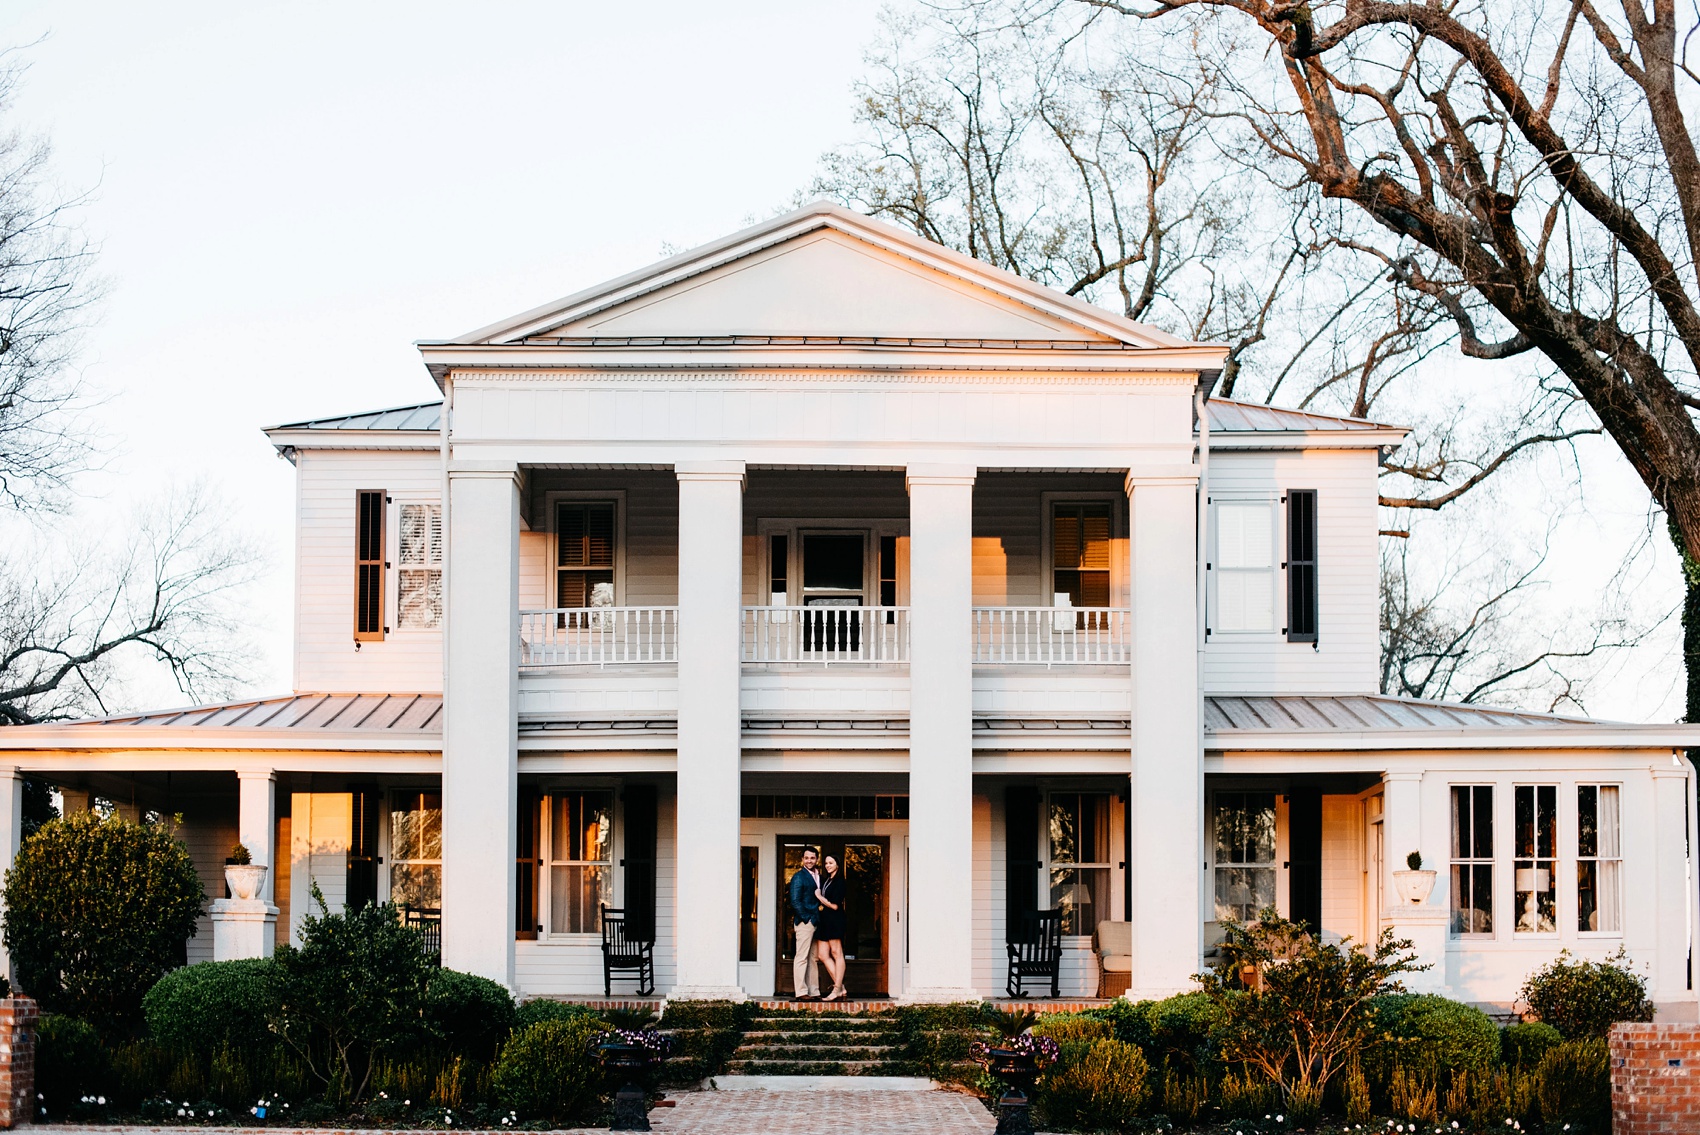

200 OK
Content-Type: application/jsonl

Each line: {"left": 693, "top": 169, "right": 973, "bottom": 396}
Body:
{"left": 1522, "top": 950, "right": 1654, "bottom": 1039}
{"left": 423, "top": 969, "right": 517, "bottom": 1062}
{"left": 490, "top": 1018, "right": 606, "bottom": 1125}
{"left": 142, "top": 959, "right": 277, "bottom": 1057}
{"left": 1501, "top": 1021, "right": 1563, "bottom": 1069}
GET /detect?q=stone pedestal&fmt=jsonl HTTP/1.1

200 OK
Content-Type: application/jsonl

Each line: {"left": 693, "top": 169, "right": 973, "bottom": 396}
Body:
{"left": 209, "top": 899, "right": 278, "bottom": 961}
{"left": 1384, "top": 904, "right": 1447, "bottom": 994}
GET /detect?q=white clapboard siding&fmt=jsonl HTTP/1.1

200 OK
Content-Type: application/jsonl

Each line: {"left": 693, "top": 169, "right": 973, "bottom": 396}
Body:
{"left": 178, "top": 800, "right": 239, "bottom": 963}
{"left": 289, "top": 793, "right": 352, "bottom": 944}
{"left": 1204, "top": 449, "right": 1379, "bottom": 694}
{"left": 295, "top": 449, "right": 445, "bottom": 693}
{"left": 515, "top": 788, "right": 677, "bottom": 996}
{"left": 1320, "top": 795, "right": 1366, "bottom": 945}
{"left": 974, "top": 791, "right": 1001, "bottom": 995}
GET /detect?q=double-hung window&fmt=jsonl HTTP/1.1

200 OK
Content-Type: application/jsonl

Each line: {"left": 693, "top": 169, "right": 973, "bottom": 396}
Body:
{"left": 548, "top": 791, "right": 613, "bottom": 935}
{"left": 1052, "top": 503, "right": 1112, "bottom": 611}
{"left": 390, "top": 790, "right": 442, "bottom": 912}
{"left": 1450, "top": 785, "right": 1494, "bottom": 936}
{"left": 1214, "top": 502, "right": 1277, "bottom": 633}
{"left": 557, "top": 503, "right": 616, "bottom": 613}
{"left": 396, "top": 503, "right": 443, "bottom": 629}
{"left": 1514, "top": 785, "right": 1558, "bottom": 934}
{"left": 1213, "top": 791, "right": 1277, "bottom": 922}
{"left": 1577, "top": 785, "right": 1622, "bottom": 933}
{"left": 1046, "top": 792, "right": 1111, "bottom": 935}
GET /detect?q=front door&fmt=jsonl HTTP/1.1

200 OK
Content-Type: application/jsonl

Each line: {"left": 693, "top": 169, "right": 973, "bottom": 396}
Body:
{"left": 776, "top": 836, "right": 889, "bottom": 997}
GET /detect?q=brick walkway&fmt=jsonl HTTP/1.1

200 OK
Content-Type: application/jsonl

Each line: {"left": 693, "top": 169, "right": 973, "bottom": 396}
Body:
{"left": 651, "top": 1089, "right": 995, "bottom": 1134}
{"left": 50, "top": 1090, "right": 998, "bottom": 1135}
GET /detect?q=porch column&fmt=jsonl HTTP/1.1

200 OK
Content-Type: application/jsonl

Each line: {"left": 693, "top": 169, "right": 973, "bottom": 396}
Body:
{"left": 442, "top": 462, "right": 521, "bottom": 986}
{"left": 0, "top": 768, "right": 20, "bottom": 981}
{"left": 1126, "top": 471, "right": 1201, "bottom": 999}
{"left": 1650, "top": 765, "right": 1694, "bottom": 1010}
{"left": 1380, "top": 771, "right": 1446, "bottom": 993}
{"left": 672, "top": 461, "right": 747, "bottom": 999}
{"left": 237, "top": 771, "right": 277, "bottom": 904}
{"left": 904, "top": 465, "right": 977, "bottom": 1001}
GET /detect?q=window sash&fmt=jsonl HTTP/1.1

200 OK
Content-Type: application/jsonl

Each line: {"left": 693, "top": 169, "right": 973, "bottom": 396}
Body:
{"left": 557, "top": 503, "right": 617, "bottom": 612}
{"left": 1212, "top": 791, "right": 1277, "bottom": 923}
{"left": 390, "top": 791, "right": 442, "bottom": 912}
{"left": 1450, "top": 785, "right": 1494, "bottom": 936}
{"left": 1214, "top": 503, "right": 1276, "bottom": 632}
{"left": 1514, "top": 785, "right": 1557, "bottom": 934}
{"left": 545, "top": 791, "right": 613, "bottom": 935}
{"left": 1052, "top": 503, "right": 1112, "bottom": 608}
{"left": 1578, "top": 785, "right": 1622, "bottom": 934}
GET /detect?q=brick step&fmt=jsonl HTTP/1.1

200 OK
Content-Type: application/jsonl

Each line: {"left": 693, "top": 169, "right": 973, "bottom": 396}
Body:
{"left": 734, "top": 1044, "right": 897, "bottom": 1059}
{"left": 735, "top": 1033, "right": 897, "bottom": 1048}
{"left": 724, "top": 1059, "right": 925, "bottom": 1076}
{"left": 747, "top": 1015, "right": 892, "bottom": 1030}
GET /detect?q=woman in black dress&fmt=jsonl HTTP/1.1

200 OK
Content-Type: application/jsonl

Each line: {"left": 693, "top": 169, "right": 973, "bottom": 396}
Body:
{"left": 814, "top": 855, "right": 848, "bottom": 1001}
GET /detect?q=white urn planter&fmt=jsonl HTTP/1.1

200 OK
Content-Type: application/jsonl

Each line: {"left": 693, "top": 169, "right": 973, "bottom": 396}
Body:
{"left": 1393, "top": 869, "right": 1437, "bottom": 905}
{"left": 224, "top": 864, "right": 268, "bottom": 901}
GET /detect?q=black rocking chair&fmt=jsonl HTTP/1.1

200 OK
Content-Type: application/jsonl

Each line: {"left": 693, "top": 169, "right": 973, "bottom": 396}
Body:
{"left": 1005, "top": 909, "right": 1063, "bottom": 998}
{"left": 600, "top": 904, "right": 656, "bottom": 996}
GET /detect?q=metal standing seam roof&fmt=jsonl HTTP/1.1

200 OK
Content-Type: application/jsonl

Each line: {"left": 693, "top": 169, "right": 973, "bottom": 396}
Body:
{"left": 1204, "top": 694, "right": 1604, "bottom": 732}
{"left": 268, "top": 398, "right": 1392, "bottom": 437}
{"left": 41, "top": 693, "right": 445, "bottom": 732}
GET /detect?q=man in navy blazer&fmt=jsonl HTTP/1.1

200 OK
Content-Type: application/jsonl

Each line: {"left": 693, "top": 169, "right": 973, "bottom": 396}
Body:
{"left": 788, "top": 847, "right": 822, "bottom": 1000}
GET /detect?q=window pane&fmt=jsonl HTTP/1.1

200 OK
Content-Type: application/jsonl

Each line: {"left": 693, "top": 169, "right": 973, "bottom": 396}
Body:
{"left": 392, "top": 792, "right": 442, "bottom": 861}
{"left": 1049, "top": 793, "right": 1110, "bottom": 865}
{"left": 398, "top": 569, "right": 443, "bottom": 629}
{"left": 1051, "top": 866, "right": 1109, "bottom": 935}
{"left": 1215, "top": 792, "right": 1276, "bottom": 865}
{"left": 391, "top": 863, "right": 441, "bottom": 910}
{"left": 1515, "top": 860, "right": 1556, "bottom": 933}
{"left": 1214, "top": 865, "right": 1276, "bottom": 923}
{"left": 1578, "top": 785, "right": 1598, "bottom": 858}
{"left": 1217, "top": 504, "right": 1273, "bottom": 569}
{"left": 399, "top": 504, "right": 442, "bottom": 566}
{"left": 552, "top": 792, "right": 612, "bottom": 864}
{"left": 1218, "top": 571, "right": 1275, "bottom": 632}
{"left": 549, "top": 864, "right": 609, "bottom": 934}
{"left": 1451, "top": 863, "right": 1493, "bottom": 934}
{"left": 1598, "top": 785, "right": 1620, "bottom": 857}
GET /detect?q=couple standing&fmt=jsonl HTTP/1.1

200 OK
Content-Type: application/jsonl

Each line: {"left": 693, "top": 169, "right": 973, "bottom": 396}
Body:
{"left": 788, "top": 847, "right": 849, "bottom": 1001}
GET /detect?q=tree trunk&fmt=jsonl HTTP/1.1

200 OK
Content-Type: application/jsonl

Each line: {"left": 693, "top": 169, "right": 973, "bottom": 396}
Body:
{"left": 1676, "top": 522, "right": 1700, "bottom": 763}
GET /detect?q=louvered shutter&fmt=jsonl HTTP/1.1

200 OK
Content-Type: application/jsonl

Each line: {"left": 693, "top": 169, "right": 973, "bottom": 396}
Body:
{"left": 1286, "top": 490, "right": 1319, "bottom": 642}
{"left": 557, "top": 502, "right": 617, "bottom": 609}
{"left": 354, "top": 491, "right": 385, "bottom": 640}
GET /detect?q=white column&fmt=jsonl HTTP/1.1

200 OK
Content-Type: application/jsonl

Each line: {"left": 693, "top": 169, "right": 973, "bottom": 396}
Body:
{"left": 1127, "top": 472, "right": 1201, "bottom": 999}
{"left": 1380, "top": 771, "right": 1446, "bottom": 993}
{"left": 904, "top": 465, "right": 978, "bottom": 1001}
{"left": 0, "top": 768, "right": 20, "bottom": 981}
{"left": 442, "top": 462, "right": 521, "bottom": 985}
{"left": 1651, "top": 766, "right": 1695, "bottom": 1010}
{"left": 237, "top": 771, "right": 277, "bottom": 904}
{"left": 672, "top": 461, "right": 747, "bottom": 1000}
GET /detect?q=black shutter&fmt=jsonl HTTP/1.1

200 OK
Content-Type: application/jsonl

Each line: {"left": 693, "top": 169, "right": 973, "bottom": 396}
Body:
{"left": 1287, "top": 788, "right": 1323, "bottom": 933}
{"left": 622, "top": 785, "right": 658, "bottom": 942}
{"left": 346, "top": 786, "right": 380, "bottom": 911}
{"left": 515, "top": 788, "right": 540, "bottom": 938}
{"left": 1005, "top": 786, "right": 1040, "bottom": 942}
{"left": 1286, "top": 490, "right": 1319, "bottom": 643}
{"left": 355, "top": 490, "right": 386, "bottom": 640}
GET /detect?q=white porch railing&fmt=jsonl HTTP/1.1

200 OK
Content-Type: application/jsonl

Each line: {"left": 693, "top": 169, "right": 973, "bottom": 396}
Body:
{"left": 742, "top": 606, "right": 910, "bottom": 663}
{"left": 971, "top": 606, "right": 1131, "bottom": 665}
{"left": 519, "top": 607, "right": 678, "bottom": 666}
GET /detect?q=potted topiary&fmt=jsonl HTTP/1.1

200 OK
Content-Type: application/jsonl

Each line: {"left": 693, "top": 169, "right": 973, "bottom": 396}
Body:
{"left": 1393, "top": 849, "right": 1436, "bottom": 905}
{"left": 223, "top": 843, "right": 267, "bottom": 901}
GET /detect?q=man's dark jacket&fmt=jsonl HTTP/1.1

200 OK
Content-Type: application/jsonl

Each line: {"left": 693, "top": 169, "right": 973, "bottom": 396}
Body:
{"left": 789, "top": 867, "right": 820, "bottom": 924}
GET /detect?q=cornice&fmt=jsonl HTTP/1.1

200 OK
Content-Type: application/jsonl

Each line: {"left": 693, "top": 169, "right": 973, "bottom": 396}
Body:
{"left": 442, "top": 366, "right": 1204, "bottom": 388}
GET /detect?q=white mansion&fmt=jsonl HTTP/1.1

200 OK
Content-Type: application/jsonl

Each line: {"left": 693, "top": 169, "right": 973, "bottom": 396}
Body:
{"left": 1, "top": 203, "right": 1696, "bottom": 1014}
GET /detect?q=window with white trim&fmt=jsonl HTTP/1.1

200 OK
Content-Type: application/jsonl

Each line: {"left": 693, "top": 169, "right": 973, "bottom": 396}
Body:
{"left": 557, "top": 502, "right": 616, "bottom": 610}
{"left": 1213, "top": 502, "right": 1277, "bottom": 632}
{"left": 1577, "top": 785, "right": 1622, "bottom": 934}
{"left": 396, "top": 503, "right": 443, "bottom": 629}
{"left": 547, "top": 791, "right": 613, "bottom": 935}
{"left": 1514, "top": 784, "right": 1557, "bottom": 934}
{"left": 1450, "top": 785, "right": 1494, "bottom": 936}
{"left": 390, "top": 790, "right": 442, "bottom": 913}
{"left": 1045, "top": 791, "right": 1111, "bottom": 936}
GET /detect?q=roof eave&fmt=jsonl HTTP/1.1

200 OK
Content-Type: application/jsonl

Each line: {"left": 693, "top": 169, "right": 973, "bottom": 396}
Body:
{"left": 1205, "top": 428, "right": 1411, "bottom": 450}
{"left": 1207, "top": 725, "right": 1700, "bottom": 751}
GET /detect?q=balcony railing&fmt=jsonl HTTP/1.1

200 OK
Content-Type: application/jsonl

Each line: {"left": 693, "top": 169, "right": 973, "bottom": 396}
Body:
{"left": 971, "top": 606, "right": 1131, "bottom": 665}
{"left": 519, "top": 607, "right": 678, "bottom": 667}
{"left": 742, "top": 606, "right": 910, "bottom": 664}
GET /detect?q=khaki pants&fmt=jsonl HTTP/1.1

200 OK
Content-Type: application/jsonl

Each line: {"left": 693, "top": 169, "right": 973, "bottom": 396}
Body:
{"left": 793, "top": 920, "right": 820, "bottom": 996}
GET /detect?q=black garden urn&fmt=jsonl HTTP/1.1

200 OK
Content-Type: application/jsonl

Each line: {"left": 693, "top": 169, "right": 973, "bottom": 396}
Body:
{"left": 985, "top": 1047, "right": 1039, "bottom": 1135}
{"left": 598, "top": 1042, "right": 653, "bottom": 1132}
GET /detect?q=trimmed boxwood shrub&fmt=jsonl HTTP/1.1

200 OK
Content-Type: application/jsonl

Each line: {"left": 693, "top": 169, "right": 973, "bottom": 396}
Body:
{"left": 515, "top": 997, "right": 603, "bottom": 1030}
{"left": 3, "top": 812, "right": 206, "bottom": 1031}
{"left": 423, "top": 968, "right": 517, "bottom": 1062}
{"left": 1034, "top": 1038, "right": 1150, "bottom": 1130}
{"left": 1501, "top": 1021, "right": 1563, "bottom": 1069}
{"left": 143, "top": 959, "right": 278, "bottom": 1057}
{"left": 1030, "top": 1011, "right": 1111, "bottom": 1044}
{"left": 1389, "top": 993, "right": 1500, "bottom": 1075}
{"left": 1536, "top": 1037, "right": 1611, "bottom": 1130}
{"left": 1522, "top": 950, "right": 1653, "bottom": 1039}
{"left": 491, "top": 1018, "right": 606, "bottom": 1125}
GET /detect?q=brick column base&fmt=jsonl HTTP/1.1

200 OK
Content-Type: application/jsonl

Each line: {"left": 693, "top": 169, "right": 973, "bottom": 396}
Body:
{"left": 1611, "top": 1022, "right": 1700, "bottom": 1135}
{"left": 0, "top": 997, "right": 38, "bottom": 1127}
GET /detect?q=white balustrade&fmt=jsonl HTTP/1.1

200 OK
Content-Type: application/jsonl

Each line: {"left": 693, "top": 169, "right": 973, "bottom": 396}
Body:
{"left": 519, "top": 607, "right": 677, "bottom": 666}
{"left": 970, "top": 607, "right": 1131, "bottom": 665}
{"left": 741, "top": 606, "right": 910, "bottom": 663}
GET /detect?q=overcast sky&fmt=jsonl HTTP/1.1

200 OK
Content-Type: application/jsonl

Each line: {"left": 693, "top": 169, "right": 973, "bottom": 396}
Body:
{"left": 1, "top": 1, "right": 1684, "bottom": 721}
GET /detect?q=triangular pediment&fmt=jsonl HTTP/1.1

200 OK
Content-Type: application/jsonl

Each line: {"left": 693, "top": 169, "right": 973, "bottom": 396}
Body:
{"left": 449, "top": 204, "right": 1190, "bottom": 349}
